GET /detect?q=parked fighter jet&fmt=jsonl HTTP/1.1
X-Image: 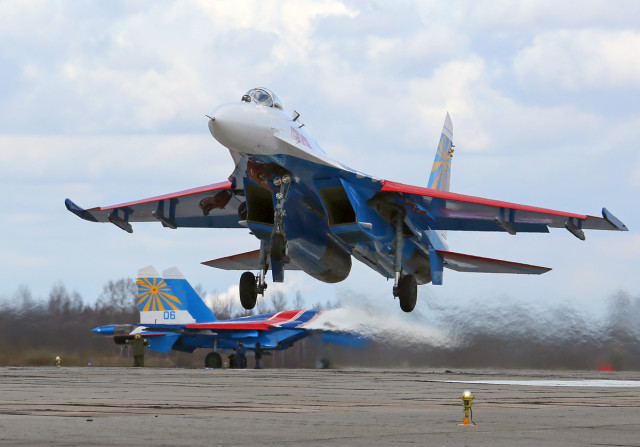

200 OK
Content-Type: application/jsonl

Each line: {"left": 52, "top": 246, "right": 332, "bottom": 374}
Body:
{"left": 67, "top": 88, "right": 627, "bottom": 313}
{"left": 92, "top": 266, "right": 361, "bottom": 368}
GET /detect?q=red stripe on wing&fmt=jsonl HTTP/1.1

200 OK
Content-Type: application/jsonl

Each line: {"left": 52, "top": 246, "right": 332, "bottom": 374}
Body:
{"left": 381, "top": 180, "right": 586, "bottom": 219}
{"left": 91, "top": 180, "right": 233, "bottom": 211}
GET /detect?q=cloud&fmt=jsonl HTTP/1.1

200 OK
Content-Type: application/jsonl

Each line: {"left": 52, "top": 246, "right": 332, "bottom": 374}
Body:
{"left": 0, "top": 1, "right": 638, "bottom": 313}
{"left": 513, "top": 29, "right": 640, "bottom": 91}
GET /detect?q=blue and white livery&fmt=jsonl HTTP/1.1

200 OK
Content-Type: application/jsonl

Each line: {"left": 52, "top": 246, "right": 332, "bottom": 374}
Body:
{"left": 68, "top": 87, "right": 628, "bottom": 313}
{"left": 92, "top": 266, "right": 356, "bottom": 368}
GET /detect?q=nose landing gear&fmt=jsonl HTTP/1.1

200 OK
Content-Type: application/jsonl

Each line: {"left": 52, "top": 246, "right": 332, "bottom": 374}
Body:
{"left": 239, "top": 174, "right": 292, "bottom": 311}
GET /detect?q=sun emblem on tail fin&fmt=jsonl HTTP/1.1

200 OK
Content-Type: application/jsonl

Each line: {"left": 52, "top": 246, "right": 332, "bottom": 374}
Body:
{"left": 137, "top": 277, "right": 182, "bottom": 312}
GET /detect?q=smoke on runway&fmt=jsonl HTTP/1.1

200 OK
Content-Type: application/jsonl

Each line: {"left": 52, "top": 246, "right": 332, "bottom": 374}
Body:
{"left": 306, "top": 290, "right": 640, "bottom": 370}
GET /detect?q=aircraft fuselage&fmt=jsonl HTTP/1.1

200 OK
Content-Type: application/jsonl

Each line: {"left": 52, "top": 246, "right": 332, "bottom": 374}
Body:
{"left": 208, "top": 95, "right": 446, "bottom": 286}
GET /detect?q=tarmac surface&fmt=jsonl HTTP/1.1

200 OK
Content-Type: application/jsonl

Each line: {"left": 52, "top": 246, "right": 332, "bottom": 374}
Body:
{"left": 1, "top": 367, "right": 639, "bottom": 446}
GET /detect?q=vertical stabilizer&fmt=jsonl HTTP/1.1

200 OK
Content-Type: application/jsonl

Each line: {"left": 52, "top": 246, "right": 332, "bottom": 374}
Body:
{"left": 137, "top": 266, "right": 216, "bottom": 324}
{"left": 427, "top": 112, "right": 454, "bottom": 192}
{"left": 162, "top": 267, "right": 217, "bottom": 323}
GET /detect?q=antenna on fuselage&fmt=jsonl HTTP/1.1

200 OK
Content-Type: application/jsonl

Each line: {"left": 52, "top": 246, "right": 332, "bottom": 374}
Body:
{"left": 292, "top": 110, "right": 305, "bottom": 128}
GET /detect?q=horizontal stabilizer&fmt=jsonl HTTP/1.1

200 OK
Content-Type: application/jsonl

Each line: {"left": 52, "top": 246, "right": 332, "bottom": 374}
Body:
{"left": 146, "top": 333, "right": 181, "bottom": 353}
{"left": 202, "top": 250, "right": 303, "bottom": 271}
{"left": 437, "top": 250, "right": 551, "bottom": 274}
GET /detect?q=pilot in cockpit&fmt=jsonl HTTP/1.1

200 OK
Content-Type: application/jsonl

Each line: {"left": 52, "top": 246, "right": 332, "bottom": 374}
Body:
{"left": 242, "top": 87, "right": 283, "bottom": 110}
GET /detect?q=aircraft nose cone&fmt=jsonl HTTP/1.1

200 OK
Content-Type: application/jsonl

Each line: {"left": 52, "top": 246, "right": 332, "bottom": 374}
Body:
{"left": 92, "top": 325, "right": 115, "bottom": 335}
{"left": 208, "top": 102, "right": 271, "bottom": 153}
{"left": 208, "top": 103, "right": 242, "bottom": 148}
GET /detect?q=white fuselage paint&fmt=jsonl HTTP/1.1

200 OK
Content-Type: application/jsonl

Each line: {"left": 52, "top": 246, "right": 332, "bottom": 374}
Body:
{"left": 208, "top": 102, "right": 363, "bottom": 175}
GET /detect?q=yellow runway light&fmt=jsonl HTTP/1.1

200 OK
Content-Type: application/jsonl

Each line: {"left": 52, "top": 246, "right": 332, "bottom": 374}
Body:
{"left": 457, "top": 389, "right": 476, "bottom": 426}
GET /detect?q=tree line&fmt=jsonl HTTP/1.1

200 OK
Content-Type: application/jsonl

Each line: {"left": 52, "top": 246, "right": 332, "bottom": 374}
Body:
{"left": 1, "top": 279, "right": 639, "bottom": 370}
{"left": 0, "top": 278, "right": 321, "bottom": 367}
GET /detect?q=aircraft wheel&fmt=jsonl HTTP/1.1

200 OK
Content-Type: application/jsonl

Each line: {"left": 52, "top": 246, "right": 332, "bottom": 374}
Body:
{"left": 271, "top": 233, "right": 286, "bottom": 261}
{"left": 316, "top": 358, "right": 330, "bottom": 369}
{"left": 239, "top": 271, "right": 258, "bottom": 310}
{"left": 398, "top": 274, "right": 417, "bottom": 313}
{"left": 205, "top": 352, "right": 222, "bottom": 368}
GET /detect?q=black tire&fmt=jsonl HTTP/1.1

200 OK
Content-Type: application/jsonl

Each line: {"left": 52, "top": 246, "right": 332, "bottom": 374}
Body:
{"left": 398, "top": 274, "right": 417, "bottom": 312}
{"left": 239, "top": 271, "right": 257, "bottom": 309}
{"left": 205, "top": 352, "right": 222, "bottom": 368}
{"left": 271, "top": 233, "right": 285, "bottom": 261}
{"left": 316, "top": 358, "right": 330, "bottom": 369}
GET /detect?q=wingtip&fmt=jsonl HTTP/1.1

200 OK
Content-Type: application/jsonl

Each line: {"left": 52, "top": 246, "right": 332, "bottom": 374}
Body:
{"left": 602, "top": 208, "right": 628, "bottom": 231}
{"left": 65, "top": 198, "right": 98, "bottom": 222}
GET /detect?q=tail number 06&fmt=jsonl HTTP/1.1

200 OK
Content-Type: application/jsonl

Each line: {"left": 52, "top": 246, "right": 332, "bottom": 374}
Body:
{"left": 163, "top": 310, "right": 176, "bottom": 320}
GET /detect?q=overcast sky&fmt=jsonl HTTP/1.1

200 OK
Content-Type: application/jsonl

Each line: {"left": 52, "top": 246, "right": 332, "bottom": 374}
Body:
{"left": 1, "top": 0, "right": 639, "bottom": 316}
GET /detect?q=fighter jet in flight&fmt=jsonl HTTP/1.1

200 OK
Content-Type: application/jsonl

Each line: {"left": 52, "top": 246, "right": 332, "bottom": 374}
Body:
{"left": 67, "top": 87, "right": 627, "bottom": 312}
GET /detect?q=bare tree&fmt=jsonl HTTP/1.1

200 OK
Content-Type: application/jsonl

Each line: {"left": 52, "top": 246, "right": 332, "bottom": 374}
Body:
{"left": 208, "top": 292, "right": 235, "bottom": 320}
{"left": 193, "top": 283, "right": 206, "bottom": 300}
{"left": 48, "top": 282, "right": 83, "bottom": 315}
{"left": 11, "top": 285, "right": 35, "bottom": 313}
{"left": 96, "top": 278, "right": 137, "bottom": 313}
{"left": 270, "top": 290, "right": 288, "bottom": 312}
{"left": 293, "top": 291, "right": 305, "bottom": 309}
{"left": 255, "top": 295, "right": 271, "bottom": 315}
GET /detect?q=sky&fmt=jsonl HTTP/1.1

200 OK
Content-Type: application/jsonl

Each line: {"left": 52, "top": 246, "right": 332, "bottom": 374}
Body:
{"left": 1, "top": 0, "right": 639, "bottom": 317}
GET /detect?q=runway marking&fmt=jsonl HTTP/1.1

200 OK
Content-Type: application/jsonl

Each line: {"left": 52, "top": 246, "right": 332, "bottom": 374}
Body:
{"left": 443, "top": 379, "right": 640, "bottom": 388}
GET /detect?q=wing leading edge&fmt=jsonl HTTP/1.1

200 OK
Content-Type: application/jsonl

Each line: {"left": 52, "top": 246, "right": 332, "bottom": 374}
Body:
{"left": 382, "top": 180, "right": 628, "bottom": 238}
{"left": 65, "top": 180, "right": 246, "bottom": 231}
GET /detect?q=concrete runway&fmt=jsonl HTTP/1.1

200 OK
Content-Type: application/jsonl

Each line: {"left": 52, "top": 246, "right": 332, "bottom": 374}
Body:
{"left": 1, "top": 367, "right": 639, "bottom": 446}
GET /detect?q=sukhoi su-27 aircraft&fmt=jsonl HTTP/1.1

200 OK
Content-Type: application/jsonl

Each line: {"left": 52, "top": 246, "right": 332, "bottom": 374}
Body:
{"left": 66, "top": 87, "right": 628, "bottom": 313}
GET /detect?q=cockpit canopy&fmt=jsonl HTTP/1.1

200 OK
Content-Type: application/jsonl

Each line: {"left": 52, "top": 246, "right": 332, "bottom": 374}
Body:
{"left": 243, "top": 87, "right": 283, "bottom": 110}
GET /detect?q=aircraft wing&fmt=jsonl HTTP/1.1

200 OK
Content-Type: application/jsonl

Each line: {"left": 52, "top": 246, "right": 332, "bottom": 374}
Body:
{"left": 202, "top": 249, "right": 303, "bottom": 271}
{"left": 65, "top": 180, "right": 245, "bottom": 231}
{"left": 438, "top": 250, "right": 551, "bottom": 274}
{"left": 187, "top": 310, "right": 320, "bottom": 331}
{"left": 382, "top": 180, "right": 628, "bottom": 237}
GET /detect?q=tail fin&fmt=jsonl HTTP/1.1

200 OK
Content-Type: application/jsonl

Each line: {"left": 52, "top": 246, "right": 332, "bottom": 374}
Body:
{"left": 137, "top": 266, "right": 217, "bottom": 324}
{"left": 427, "top": 112, "right": 454, "bottom": 191}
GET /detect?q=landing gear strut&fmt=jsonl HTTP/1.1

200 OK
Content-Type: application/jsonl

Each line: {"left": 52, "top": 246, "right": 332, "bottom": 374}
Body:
{"left": 239, "top": 174, "right": 292, "bottom": 311}
{"left": 271, "top": 174, "right": 291, "bottom": 262}
{"left": 391, "top": 211, "right": 417, "bottom": 312}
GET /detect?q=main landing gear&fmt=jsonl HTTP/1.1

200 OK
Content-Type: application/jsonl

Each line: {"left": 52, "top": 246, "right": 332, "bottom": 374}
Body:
{"left": 396, "top": 274, "right": 417, "bottom": 312}
{"left": 391, "top": 211, "right": 417, "bottom": 313}
{"left": 205, "top": 351, "right": 222, "bottom": 368}
{"left": 239, "top": 174, "right": 292, "bottom": 311}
